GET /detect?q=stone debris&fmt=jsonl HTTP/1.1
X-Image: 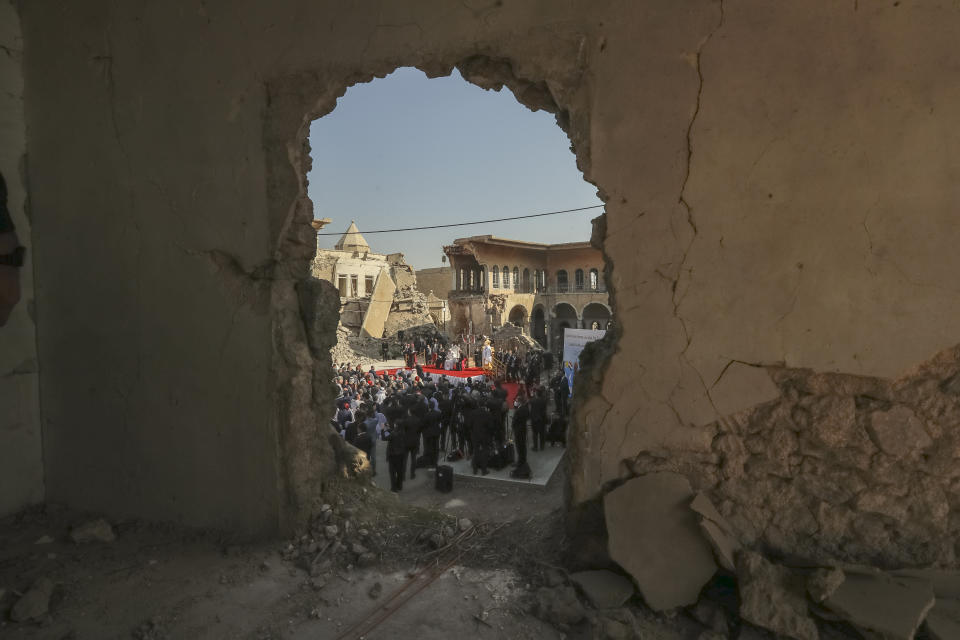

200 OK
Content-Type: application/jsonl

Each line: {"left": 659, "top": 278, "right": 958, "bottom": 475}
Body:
{"left": 34, "top": 535, "right": 54, "bottom": 545}
{"left": 569, "top": 570, "right": 635, "bottom": 609}
{"left": 458, "top": 518, "right": 473, "bottom": 532}
{"left": 533, "top": 585, "right": 586, "bottom": 626}
{"left": 866, "top": 405, "right": 932, "bottom": 458}
{"left": 925, "top": 597, "right": 960, "bottom": 640}
{"left": 822, "top": 571, "right": 935, "bottom": 640}
{"left": 69, "top": 518, "right": 115, "bottom": 543}
{"left": 893, "top": 568, "right": 960, "bottom": 598}
{"left": 690, "top": 599, "right": 729, "bottom": 636}
{"left": 10, "top": 577, "right": 55, "bottom": 623}
{"left": 604, "top": 472, "right": 718, "bottom": 610}
{"left": 368, "top": 582, "right": 382, "bottom": 599}
{"left": 736, "top": 551, "right": 819, "bottom": 640}
{"left": 688, "top": 493, "right": 740, "bottom": 572}
{"left": 806, "top": 567, "right": 845, "bottom": 603}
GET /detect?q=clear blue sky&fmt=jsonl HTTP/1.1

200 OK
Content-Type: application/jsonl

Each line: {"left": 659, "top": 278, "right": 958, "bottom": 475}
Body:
{"left": 307, "top": 67, "right": 602, "bottom": 270}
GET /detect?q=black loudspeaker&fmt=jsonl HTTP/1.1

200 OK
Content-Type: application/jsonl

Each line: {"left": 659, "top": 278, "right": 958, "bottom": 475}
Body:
{"left": 435, "top": 465, "right": 453, "bottom": 492}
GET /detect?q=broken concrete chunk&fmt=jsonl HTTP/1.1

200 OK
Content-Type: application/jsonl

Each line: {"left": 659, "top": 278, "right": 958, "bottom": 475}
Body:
{"left": 823, "top": 572, "right": 934, "bottom": 640}
{"left": 925, "top": 597, "right": 960, "bottom": 640}
{"left": 10, "top": 577, "right": 55, "bottom": 622}
{"left": 807, "top": 567, "right": 845, "bottom": 603}
{"left": 690, "top": 599, "right": 729, "bottom": 635}
{"left": 690, "top": 492, "right": 732, "bottom": 533}
{"left": 533, "top": 585, "right": 586, "bottom": 626}
{"left": 689, "top": 492, "right": 739, "bottom": 573}
{"left": 70, "top": 518, "right": 115, "bottom": 544}
{"left": 736, "top": 551, "right": 819, "bottom": 640}
{"left": 699, "top": 520, "right": 738, "bottom": 573}
{"left": 867, "top": 406, "right": 932, "bottom": 458}
{"left": 893, "top": 568, "right": 960, "bottom": 599}
{"left": 569, "top": 570, "right": 635, "bottom": 609}
{"left": 604, "top": 472, "right": 718, "bottom": 611}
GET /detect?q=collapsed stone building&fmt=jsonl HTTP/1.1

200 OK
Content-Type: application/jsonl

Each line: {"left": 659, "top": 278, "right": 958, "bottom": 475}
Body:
{"left": 4, "top": 0, "right": 960, "bottom": 637}
{"left": 310, "top": 221, "right": 445, "bottom": 341}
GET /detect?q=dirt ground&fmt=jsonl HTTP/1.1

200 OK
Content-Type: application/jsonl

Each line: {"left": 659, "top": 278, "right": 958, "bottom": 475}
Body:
{"left": 0, "top": 463, "right": 711, "bottom": 640}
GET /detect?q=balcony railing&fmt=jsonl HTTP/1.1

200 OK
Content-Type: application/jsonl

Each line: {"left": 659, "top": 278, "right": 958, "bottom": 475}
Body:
{"left": 469, "top": 284, "right": 607, "bottom": 295}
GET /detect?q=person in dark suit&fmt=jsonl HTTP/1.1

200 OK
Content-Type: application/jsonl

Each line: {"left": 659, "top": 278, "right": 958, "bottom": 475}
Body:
{"left": 467, "top": 397, "right": 494, "bottom": 475}
{"left": 530, "top": 388, "right": 548, "bottom": 451}
{"left": 512, "top": 394, "right": 530, "bottom": 466}
{"left": 384, "top": 417, "right": 407, "bottom": 492}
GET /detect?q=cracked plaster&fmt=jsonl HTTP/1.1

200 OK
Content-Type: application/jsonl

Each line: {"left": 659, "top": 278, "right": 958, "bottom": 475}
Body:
{"left": 13, "top": 0, "right": 960, "bottom": 558}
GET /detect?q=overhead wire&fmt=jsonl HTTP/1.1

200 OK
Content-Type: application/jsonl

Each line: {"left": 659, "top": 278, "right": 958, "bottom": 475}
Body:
{"left": 313, "top": 204, "right": 605, "bottom": 235}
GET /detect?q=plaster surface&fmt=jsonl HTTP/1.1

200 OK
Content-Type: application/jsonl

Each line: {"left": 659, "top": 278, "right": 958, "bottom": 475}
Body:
{"left": 0, "top": 0, "right": 43, "bottom": 515}
{"left": 15, "top": 0, "right": 960, "bottom": 546}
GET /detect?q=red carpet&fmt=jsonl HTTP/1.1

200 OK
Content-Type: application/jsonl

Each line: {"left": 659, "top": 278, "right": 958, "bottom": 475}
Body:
{"left": 375, "top": 365, "right": 523, "bottom": 406}
{"left": 376, "top": 365, "right": 486, "bottom": 378}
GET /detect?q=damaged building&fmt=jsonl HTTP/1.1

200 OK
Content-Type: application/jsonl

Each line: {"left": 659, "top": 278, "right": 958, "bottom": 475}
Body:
{"left": 443, "top": 235, "right": 610, "bottom": 349}
{"left": 311, "top": 221, "right": 446, "bottom": 340}
{"left": 5, "top": 0, "right": 960, "bottom": 638}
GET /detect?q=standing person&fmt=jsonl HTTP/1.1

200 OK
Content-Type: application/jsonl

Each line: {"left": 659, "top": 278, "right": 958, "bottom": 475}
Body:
{"left": 422, "top": 401, "right": 442, "bottom": 468}
{"left": 380, "top": 340, "right": 389, "bottom": 360}
{"left": 0, "top": 172, "right": 24, "bottom": 327}
{"left": 363, "top": 410, "right": 379, "bottom": 475}
{"left": 467, "top": 396, "right": 494, "bottom": 476}
{"left": 335, "top": 402, "right": 354, "bottom": 437}
{"left": 511, "top": 393, "right": 531, "bottom": 466}
{"left": 384, "top": 418, "right": 407, "bottom": 492}
{"left": 404, "top": 406, "right": 423, "bottom": 480}
{"left": 530, "top": 387, "right": 548, "bottom": 451}
{"left": 354, "top": 422, "right": 374, "bottom": 471}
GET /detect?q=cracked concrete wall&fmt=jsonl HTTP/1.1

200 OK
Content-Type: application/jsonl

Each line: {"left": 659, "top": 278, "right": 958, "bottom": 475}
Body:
{"left": 573, "top": 0, "right": 960, "bottom": 567}
{"left": 18, "top": 0, "right": 960, "bottom": 550}
{"left": 17, "top": 0, "right": 599, "bottom": 533}
{"left": 0, "top": 0, "right": 43, "bottom": 516}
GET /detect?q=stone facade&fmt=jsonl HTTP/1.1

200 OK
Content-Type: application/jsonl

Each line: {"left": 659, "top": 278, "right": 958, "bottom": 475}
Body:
{"left": 443, "top": 235, "right": 610, "bottom": 351}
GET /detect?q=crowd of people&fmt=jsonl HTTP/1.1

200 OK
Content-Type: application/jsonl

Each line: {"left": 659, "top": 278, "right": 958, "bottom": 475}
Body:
{"left": 330, "top": 358, "right": 568, "bottom": 492}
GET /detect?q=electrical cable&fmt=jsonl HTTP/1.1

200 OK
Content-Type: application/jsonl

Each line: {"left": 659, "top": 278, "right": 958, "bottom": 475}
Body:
{"left": 313, "top": 204, "right": 604, "bottom": 235}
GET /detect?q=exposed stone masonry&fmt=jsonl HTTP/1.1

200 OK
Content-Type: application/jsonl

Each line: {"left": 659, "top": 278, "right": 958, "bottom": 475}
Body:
{"left": 625, "top": 345, "right": 960, "bottom": 569}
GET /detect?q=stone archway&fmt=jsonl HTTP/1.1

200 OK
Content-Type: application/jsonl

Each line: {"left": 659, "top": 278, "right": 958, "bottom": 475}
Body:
{"left": 531, "top": 305, "right": 547, "bottom": 347}
{"left": 581, "top": 302, "right": 611, "bottom": 330}
{"left": 508, "top": 304, "right": 528, "bottom": 330}
{"left": 551, "top": 302, "right": 578, "bottom": 350}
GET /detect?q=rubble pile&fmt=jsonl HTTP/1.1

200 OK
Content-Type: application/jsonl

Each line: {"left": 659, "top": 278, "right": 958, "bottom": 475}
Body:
{"left": 491, "top": 322, "right": 543, "bottom": 352}
{"left": 277, "top": 496, "right": 470, "bottom": 581}
{"left": 594, "top": 470, "right": 960, "bottom": 640}
{"left": 382, "top": 284, "right": 435, "bottom": 337}
{"left": 280, "top": 503, "right": 385, "bottom": 575}
{"left": 329, "top": 324, "right": 389, "bottom": 366}
{"left": 624, "top": 346, "right": 960, "bottom": 569}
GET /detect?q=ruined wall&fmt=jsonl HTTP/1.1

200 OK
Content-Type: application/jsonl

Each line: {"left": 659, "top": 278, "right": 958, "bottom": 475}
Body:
{"left": 19, "top": 0, "right": 960, "bottom": 551}
{"left": 0, "top": 0, "right": 44, "bottom": 516}
{"left": 571, "top": 1, "right": 960, "bottom": 568}
{"left": 414, "top": 267, "right": 452, "bottom": 299}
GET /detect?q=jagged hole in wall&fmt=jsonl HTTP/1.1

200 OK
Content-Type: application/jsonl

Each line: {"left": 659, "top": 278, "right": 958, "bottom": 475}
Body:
{"left": 291, "top": 61, "right": 614, "bottom": 505}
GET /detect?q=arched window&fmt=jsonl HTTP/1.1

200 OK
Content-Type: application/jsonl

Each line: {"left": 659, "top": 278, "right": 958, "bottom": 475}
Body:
{"left": 538, "top": 270, "right": 546, "bottom": 292}
{"left": 556, "top": 269, "right": 568, "bottom": 293}
{"left": 502, "top": 265, "right": 510, "bottom": 289}
{"left": 512, "top": 267, "right": 520, "bottom": 290}
{"left": 575, "top": 269, "right": 585, "bottom": 290}
{"left": 523, "top": 268, "right": 531, "bottom": 292}
{"left": 590, "top": 268, "right": 599, "bottom": 290}
{"left": 492, "top": 266, "right": 499, "bottom": 288}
